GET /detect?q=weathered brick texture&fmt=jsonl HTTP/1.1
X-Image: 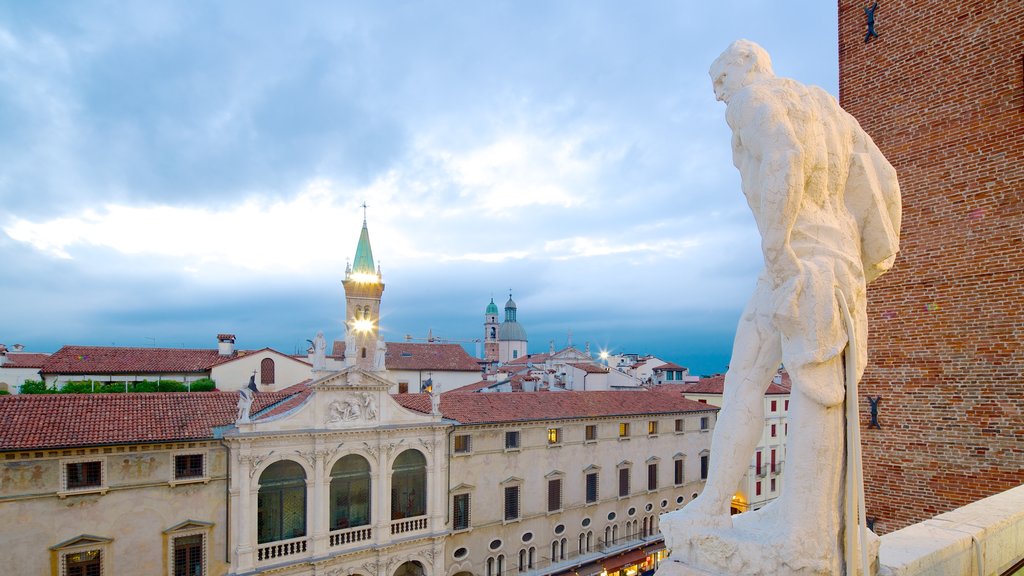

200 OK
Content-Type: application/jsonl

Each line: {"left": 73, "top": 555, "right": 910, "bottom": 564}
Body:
{"left": 838, "top": 0, "right": 1023, "bottom": 534}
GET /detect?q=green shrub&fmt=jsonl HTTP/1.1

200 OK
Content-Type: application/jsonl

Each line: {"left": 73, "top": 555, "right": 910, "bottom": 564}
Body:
{"left": 0, "top": 390, "right": 9, "bottom": 395}
{"left": 157, "top": 380, "right": 187, "bottom": 392}
{"left": 19, "top": 380, "right": 49, "bottom": 394}
{"left": 98, "top": 382, "right": 127, "bottom": 393}
{"left": 189, "top": 378, "right": 217, "bottom": 392}
{"left": 130, "top": 380, "right": 158, "bottom": 392}
{"left": 59, "top": 381, "right": 96, "bottom": 394}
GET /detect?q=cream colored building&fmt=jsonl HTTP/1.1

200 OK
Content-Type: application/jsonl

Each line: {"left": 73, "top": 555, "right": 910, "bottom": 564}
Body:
{"left": 668, "top": 371, "right": 791, "bottom": 513}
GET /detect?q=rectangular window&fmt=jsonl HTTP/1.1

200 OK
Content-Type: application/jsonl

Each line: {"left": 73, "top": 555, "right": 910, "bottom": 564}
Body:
{"left": 585, "top": 472, "right": 598, "bottom": 503}
{"left": 454, "top": 434, "right": 472, "bottom": 454}
{"left": 700, "top": 416, "right": 710, "bottom": 431}
{"left": 173, "top": 534, "right": 204, "bottom": 576}
{"left": 784, "top": 400, "right": 790, "bottom": 411}
{"left": 65, "top": 550, "right": 102, "bottom": 576}
{"left": 174, "top": 454, "right": 204, "bottom": 480}
{"left": 547, "top": 428, "right": 562, "bottom": 445}
{"left": 453, "top": 493, "right": 471, "bottom": 530}
{"left": 756, "top": 451, "right": 762, "bottom": 476}
{"left": 618, "top": 468, "right": 630, "bottom": 497}
{"left": 648, "top": 421, "right": 658, "bottom": 435}
{"left": 770, "top": 400, "right": 777, "bottom": 412}
{"left": 700, "top": 455, "right": 709, "bottom": 480}
{"left": 618, "top": 423, "right": 630, "bottom": 438}
{"left": 771, "top": 449, "right": 777, "bottom": 473}
{"left": 756, "top": 481, "right": 762, "bottom": 496}
{"left": 674, "top": 418, "right": 683, "bottom": 432}
{"left": 505, "top": 430, "right": 520, "bottom": 449}
{"left": 647, "top": 463, "right": 658, "bottom": 491}
{"left": 771, "top": 478, "right": 776, "bottom": 492}
{"left": 398, "top": 381, "right": 409, "bottom": 394}
{"left": 785, "top": 423, "right": 788, "bottom": 436}
{"left": 770, "top": 424, "right": 777, "bottom": 438}
{"left": 547, "top": 478, "right": 562, "bottom": 512}
{"left": 585, "top": 424, "right": 597, "bottom": 441}
{"left": 66, "top": 461, "right": 102, "bottom": 490}
{"left": 504, "top": 486, "right": 520, "bottom": 521}
{"left": 674, "top": 459, "right": 684, "bottom": 485}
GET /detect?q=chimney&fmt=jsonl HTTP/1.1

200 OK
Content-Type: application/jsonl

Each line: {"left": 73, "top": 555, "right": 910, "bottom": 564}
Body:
{"left": 217, "top": 334, "right": 236, "bottom": 356}
{"left": 0, "top": 344, "right": 7, "bottom": 367}
{"left": 11, "top": 344, "right": 24, "bottom": 353}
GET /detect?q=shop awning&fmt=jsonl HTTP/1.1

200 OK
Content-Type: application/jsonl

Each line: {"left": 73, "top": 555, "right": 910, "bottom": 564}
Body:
{"left": 573, "top": 561, "right": 606, "bottom": 576}
{"left": 642, "top": 543, "right": 665, "bottom": 557}
{"left": 602, "top": 548, "right": 650, "bottom": 572}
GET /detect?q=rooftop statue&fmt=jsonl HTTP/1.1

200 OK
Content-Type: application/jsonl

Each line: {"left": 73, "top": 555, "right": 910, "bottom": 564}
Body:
{"left": 658, "top": 40, "right": 900, "bottom": 576}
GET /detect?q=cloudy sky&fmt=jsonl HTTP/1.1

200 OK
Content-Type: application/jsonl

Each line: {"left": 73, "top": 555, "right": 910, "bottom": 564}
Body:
{"left": 1, "top": 1, "right": 839, "bottom": 376}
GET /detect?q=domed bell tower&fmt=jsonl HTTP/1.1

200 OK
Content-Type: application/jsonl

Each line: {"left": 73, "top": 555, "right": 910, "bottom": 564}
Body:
{"left": 484, "top": 298, "right": 499, "bottom": 362}
{"left": 342, "top": 215, "right": 384, "bottom": 370}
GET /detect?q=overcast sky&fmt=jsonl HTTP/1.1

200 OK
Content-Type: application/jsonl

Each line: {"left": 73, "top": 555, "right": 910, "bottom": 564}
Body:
{"left": 0, "top": 1, "right": 839, "bottom": 376}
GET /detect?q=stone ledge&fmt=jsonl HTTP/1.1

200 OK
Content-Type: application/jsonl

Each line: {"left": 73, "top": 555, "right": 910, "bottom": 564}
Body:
{"left": 878, "top": 484, "right": 1024, "bottom": 576}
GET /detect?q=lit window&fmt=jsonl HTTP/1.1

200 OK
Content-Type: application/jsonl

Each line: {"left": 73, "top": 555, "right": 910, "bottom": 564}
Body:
{"left": 547, "top": 428, "right": 562, "bottom": 445}
{"left": 648, "top": 421, "right": 658, "bottom": 435}
{"left": 454, "top": 435, "right": 472, "bottom": 454}
{"left": 619, "top": 423, "right": 630, "bottom": 438}
{"left": 65, "top": 550, "right": 102, "bottom": 576}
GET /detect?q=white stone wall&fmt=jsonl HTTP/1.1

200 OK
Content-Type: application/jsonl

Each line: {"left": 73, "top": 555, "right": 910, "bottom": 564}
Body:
{"left": 211, "top": 350, "right": 312, "bottom": 391}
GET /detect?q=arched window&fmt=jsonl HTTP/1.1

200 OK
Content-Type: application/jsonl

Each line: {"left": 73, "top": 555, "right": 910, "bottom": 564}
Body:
{"left": 490, "top": 327, "right": 496, "bottom": 338}
{"left": 361, "top": 347, "right": 367, "bottom": 358}
{"left": 559, "top": 538, "right": 566, "bottom": 560}
{"left": 528, "top": 546, "right": 535, "bottom": 569}
{"left": 257, "top": 460, "right": 306, "bottom": 543}
{"left": 519, "top": 549, "right": 526, "bottom": 572}
{"left": 486, "top": 557, "right": 495, "bottom": 576}
{"left": 330, "top": 455, "right": 371, "bottom": 530}
{"left": 391, "top": 450, "right": 427, "bottom": 519}
{"left": 586, "top": 531, "right": 592, "bottom": 552}
{"left": 260, "top": 358, "right": 275, "bottom": 385}
{"left": 551, "top": 541, "right": 558, "bottom": 563}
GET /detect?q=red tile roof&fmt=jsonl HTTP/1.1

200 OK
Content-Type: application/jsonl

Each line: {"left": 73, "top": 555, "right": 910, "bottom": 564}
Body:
{"left": 0, "top": 387, "right": 305, "bottom": 451}
{"left": 1, "top": 353, "right": 50, "bottom": 369}
{"left": 666, "top": 373, "right": 791, "bottom": 395}
{"left": 652, "top": 362, "right": 688, "bottom": 372}
{"left": 332, "top": 342, "right": 481, "bottom": 372}
{"left": 568, "top": 362, "right": 610, "bottom": 374}
{"left": 393, "top": 389, "right": 716, "bottom": 424}
{"left": 40, "top": 345, "right": 234, "bottom": 375}
{"left": 505, "top": 353, "right": 550, "bottom": 365}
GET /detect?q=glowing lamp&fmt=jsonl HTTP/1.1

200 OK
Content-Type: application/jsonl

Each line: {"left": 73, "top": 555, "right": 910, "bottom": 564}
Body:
{"left": 352, "top": 319, "right": 375, "bottom": 333}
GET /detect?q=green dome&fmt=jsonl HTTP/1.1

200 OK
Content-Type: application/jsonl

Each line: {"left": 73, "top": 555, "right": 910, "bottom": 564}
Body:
{"left": 485, "top": 298, "right": 499, "bottom": 315}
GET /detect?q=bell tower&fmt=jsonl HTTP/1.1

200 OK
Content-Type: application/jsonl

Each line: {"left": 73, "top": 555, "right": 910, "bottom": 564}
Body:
{"left": 342, "top": 210, "right": 384, "bottom": 370}
{"left": 484, "top": 298, "right": 499, "bottom": 362}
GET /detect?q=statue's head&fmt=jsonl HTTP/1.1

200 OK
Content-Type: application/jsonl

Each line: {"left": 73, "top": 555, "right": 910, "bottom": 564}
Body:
{"left": 709, "top": 39, "right": 774, "bottom": 103}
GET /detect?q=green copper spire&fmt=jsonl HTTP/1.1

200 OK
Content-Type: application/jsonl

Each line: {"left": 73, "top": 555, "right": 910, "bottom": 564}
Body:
{"left": 485, "top": 298, "right": 499, "bottom": 315}
{"left": 352, "top": 219, "right": 376, "bottom": 275}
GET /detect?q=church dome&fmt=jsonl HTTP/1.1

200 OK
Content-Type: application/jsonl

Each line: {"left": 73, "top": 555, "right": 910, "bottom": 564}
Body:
{"left": 505, "top": 296, "right": 517, "bottom": 309}
{"left": 486, "top": 298, "right": 499, "bottom": 315}
{"left": 498, "top": 321, "right": 528, "bottom": 342}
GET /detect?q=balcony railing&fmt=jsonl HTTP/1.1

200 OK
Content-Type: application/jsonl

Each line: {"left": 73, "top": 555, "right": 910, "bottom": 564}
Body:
{"left": 329, "top": 525, "right": 372, "bottom": 547}
{"left": 391, "top": 516, "right": 428, "bottom": 535}
{"left": 257, "top": 535, "right": 308, "bottom": 563}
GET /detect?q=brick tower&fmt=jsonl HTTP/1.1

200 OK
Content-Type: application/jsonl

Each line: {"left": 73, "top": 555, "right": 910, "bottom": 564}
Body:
{"left": 838, "top": 1, "right": 1023, "bottom": 533}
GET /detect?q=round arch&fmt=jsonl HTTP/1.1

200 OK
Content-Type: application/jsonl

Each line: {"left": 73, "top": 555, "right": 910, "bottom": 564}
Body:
{"left": 330, "top": 454, "right": 372, "bottom": 530}
{"left": 394, "top": 560, "right": 426, "bottom": 576}
{"left": 257, "top": 460, "right": 307, "bottom": 544}
{"left": 391, "top": 449, "right": 427, "bottom": 520}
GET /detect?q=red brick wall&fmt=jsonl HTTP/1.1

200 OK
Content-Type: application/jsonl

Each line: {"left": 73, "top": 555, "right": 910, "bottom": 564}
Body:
{"left": 838, "top": 0, "right": 1024, "bottom": 534}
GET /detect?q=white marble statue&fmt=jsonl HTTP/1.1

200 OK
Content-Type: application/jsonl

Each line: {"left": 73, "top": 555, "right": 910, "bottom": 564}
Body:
{"left": 344, "top": 327, "right": 357, "bottom": 368}
{"left": 430, "top": 388, "right": 441, "bottom": 416}
{"left": 658, "top": 40, "right": 900, "bottom": 576}
{"left": 236, "top": 387, "right": 254, "bottom": 424}
{"left": 372, "top": 339, "right": 387, "bottom": 372}
{"left": 311, "top": 330, "right": 327, "bottom": 373}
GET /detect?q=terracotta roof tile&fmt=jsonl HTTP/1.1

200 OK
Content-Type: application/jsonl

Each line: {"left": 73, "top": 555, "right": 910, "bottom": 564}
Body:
{"left": 568, "top": 362, "right": 610, "bottom": 374}
{"left": 1, "top": 353, "right": 50, "bottom": 369}
{"left": 331, "top": 342, "right": 481, "bottom": 372}
{"left": 40, "top": 345, "right": 231, "bottom": 375}
{"left": 393, "top": 389, "right": 716, "bottom": 424}
{"left": 666, "top": 372, "right": 791, "bottom": 395}
{"left": 0, "top": 388, "right": 301, "bottom": 451}
{"left": 652, "top": 362, "right": 688, "bottom": 372}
